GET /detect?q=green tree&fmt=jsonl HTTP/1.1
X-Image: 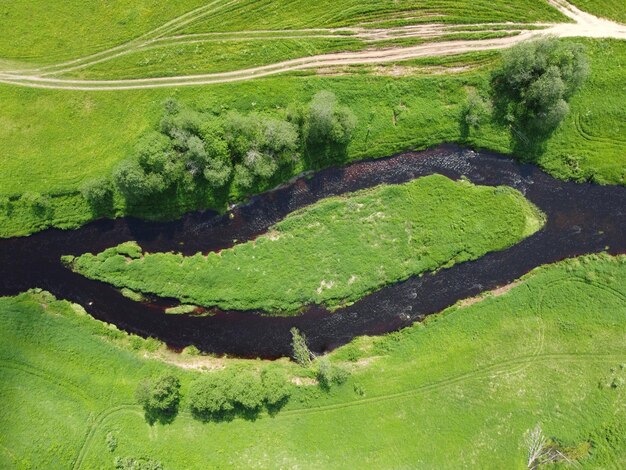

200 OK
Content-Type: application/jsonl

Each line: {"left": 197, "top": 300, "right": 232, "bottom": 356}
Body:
{"left": 135, "top": 374, "right": 181, "bottom": 423}
{"left": 224, "top": 111, "right": 299, "bottom": 189}
{"left": 230, "top": 370, "right": 265, "bottom": 411}
{"left": 261, "top": 367, "right": 291, "bottom": 408}
{"left": 290, "top": 327, "right": 313, "bottom": 367}
{"left": 307, "top": 91, "right": 356, "bottom": 146}
{"left": 188, "top": 374, "right": 234, "bottom": 420}
{"left": 492, "top": 37, "right": 589, "bottom": 143}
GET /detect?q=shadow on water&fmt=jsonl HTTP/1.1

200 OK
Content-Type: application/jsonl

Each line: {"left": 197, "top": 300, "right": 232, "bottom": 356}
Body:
{"left": 1, "top": 144, "right": 625, "bottom": 359}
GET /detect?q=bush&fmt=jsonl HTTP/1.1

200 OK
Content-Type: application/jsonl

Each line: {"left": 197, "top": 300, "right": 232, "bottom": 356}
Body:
{"left": 135, "top": 374, "right": 181, "bottom": 423}
{"left": 0, "top": 195, "right": 11, "bottom": 215}
{"left": 80, "top": 176, "right": 113, "bottom": 210}
{"left": 114, "top": 457, "right": 163, "bottom": 470}
{"left": 105, "top": 431, "right": 117, "bottom": 452}
{"left": 21, "top": 191, "right": 51, "bottom": 216}
{"left": 315, "top": 356, "right": 350, "bottom": 389}
{"left": 492, "top": 37, "right": 589, "bottom": 140}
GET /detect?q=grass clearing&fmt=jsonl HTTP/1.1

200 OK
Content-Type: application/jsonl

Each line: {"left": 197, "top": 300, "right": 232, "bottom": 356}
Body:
{"left": 1, "top": 254, "right": 624, "bottom": 467}
{"left": 68, "top": 175, "right": 545, "bottom": 312}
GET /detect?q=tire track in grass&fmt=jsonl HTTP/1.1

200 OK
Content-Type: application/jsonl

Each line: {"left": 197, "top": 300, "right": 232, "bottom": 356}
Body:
{"left": 73, "top": 353, "right": 626, "bottom": 468}
{"left": 6, "top": 0, "right": 239, "bottom": 76}
{"left": 71, "top": 404, "right": 138, "bottom": 470}
{"left": 0, "top": 360, "right": 92, "bottom": 403}
{"left": 574, "top": 112, "right": 626, "bottom": 147}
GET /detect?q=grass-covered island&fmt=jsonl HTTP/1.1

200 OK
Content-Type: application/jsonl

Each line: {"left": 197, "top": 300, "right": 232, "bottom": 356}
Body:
{"left": 67, "top": 174, "right": 545, "bottom": 312}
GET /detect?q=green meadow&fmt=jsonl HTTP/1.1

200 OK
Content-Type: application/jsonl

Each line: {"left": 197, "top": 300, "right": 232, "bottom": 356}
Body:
{"left": 0, "top": 0, "right": 566, "bottom": 64}
{"left": 1, "top": 254, "right": 624, "bottom": 468}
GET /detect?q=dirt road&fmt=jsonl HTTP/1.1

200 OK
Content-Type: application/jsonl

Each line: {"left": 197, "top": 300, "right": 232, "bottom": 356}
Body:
{"left": 0, "top": 0, "right": 623, "bottom": 90}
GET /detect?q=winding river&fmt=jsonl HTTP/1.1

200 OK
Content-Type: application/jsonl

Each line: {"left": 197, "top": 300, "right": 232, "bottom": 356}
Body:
{"left": 1, "top": 145, "right": 625, "bottom": 358}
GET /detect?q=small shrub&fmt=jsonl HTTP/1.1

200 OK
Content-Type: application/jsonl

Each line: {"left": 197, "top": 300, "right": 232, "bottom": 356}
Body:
{"left": 105, "top": 431, "right": 117, "bottom": 452}
{"left": 315, "top": 356, "right": 350, "bottom": 389}
{"left": 114, "top": 456, "right": 163, "bottom": 470}
{"left": 21, "top": 191, "right": 51, "bottom": 216}
{"left": 182, "top": 345, "right": 201, "bottom": 356}
{"left": 0, "top": 195, "right": 11, "bottom": 215}
{"left": 463, "top": 91, "right": 491, "bottom": 131}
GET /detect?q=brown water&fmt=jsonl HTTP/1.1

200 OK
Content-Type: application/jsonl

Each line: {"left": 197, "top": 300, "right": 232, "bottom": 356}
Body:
{"left": 1, "top": 145, "right": 624, "bottom": 358}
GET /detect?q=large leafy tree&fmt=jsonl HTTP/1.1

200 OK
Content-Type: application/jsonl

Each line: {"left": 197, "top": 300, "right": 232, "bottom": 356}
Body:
{"left": 492, "top": 37, "right": 589, "bottom": 141}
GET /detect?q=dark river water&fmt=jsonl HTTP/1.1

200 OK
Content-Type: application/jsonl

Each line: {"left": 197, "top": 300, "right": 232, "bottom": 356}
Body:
{"left": 1, "top": 145, "right": 625, "bottom": 358}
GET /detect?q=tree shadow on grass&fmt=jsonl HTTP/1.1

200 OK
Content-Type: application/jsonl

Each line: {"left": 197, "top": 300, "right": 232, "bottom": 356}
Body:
{"left": 143, "top": 406, "right": 180, "bottom": 426}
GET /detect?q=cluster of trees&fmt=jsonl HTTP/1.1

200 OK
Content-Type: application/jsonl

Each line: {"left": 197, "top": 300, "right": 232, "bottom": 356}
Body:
{"left": 188, "top": 367, "right": 291, "bottom": 420}
{"left": 492, "top": 37, "right": 589, "bottom": 144}
{"left": 135, "top": 339, "right": 351, "bottom": 426}
{"left": 135, "top": 368, "right": 292, "bottom": 424}
{"left": 82, "top": 91, "right": 356, "bottom": 210}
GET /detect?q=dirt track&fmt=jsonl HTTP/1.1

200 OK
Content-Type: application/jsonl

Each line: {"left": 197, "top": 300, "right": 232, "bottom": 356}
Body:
{"left": 0, "top": 0, "right": 623, "bottom": 91}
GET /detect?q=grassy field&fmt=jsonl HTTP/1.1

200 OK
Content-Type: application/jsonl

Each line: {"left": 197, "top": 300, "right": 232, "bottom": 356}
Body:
{"left": 1, "top": 254, "right": 624, "bottom": 468}
{"left": 0, "top": 39, "right": 624, "bottom": 239}
{"left": 569, "top": 0, "right": 626, "bottom": 23}
{"left": 0, "top": 0, "right": 566, "bottom": 66}
{"left": 68, "top": 175, "right": 544, "bottom": 312}
{"left": 61, "top": 32, "right": 519, "bottom": 80}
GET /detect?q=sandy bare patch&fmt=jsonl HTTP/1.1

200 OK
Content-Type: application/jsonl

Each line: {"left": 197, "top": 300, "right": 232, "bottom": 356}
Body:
{"left": 457, "top": 280, "right": 522, "bottom": 308}
{"left": 145, "top": 350, "right": 227, "bottom": 371}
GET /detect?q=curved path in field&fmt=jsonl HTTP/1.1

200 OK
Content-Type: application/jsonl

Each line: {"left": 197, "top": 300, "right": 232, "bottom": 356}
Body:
{"left": 0, "top": 0, "right": 624, "bottom": 90}
{"left": 1, "top": 145, "right": 625, "bottom": 358}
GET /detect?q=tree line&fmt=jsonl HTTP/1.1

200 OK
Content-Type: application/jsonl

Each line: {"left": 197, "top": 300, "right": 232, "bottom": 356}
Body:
{"left": 81, "top": 91, "right": 356, "bottom": 211}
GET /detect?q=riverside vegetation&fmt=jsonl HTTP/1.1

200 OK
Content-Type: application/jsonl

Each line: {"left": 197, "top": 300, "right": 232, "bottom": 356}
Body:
{"left": 1, "top": 254, "right": 624, "bottom": 468}
{"left": 67, "top": 174, "right": 545, "bottom": 313}
{"left": 1, "top": 37, "right": 621, "bottom": 240}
